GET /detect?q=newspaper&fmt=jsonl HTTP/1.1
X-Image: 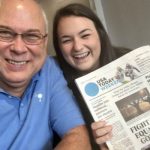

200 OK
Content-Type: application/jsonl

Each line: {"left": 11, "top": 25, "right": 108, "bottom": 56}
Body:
{"left": 75, "top": 45, "right": 150, "bottom": 150}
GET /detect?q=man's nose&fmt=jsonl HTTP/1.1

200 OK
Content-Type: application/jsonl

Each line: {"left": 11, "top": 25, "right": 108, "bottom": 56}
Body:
{"left": 10, "top": 35, "right": 27, "bottom": 53}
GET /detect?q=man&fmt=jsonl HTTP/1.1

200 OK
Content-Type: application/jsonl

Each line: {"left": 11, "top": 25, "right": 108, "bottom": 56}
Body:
{"left": 0, "top": 0, "right": 91, "bottom": 149}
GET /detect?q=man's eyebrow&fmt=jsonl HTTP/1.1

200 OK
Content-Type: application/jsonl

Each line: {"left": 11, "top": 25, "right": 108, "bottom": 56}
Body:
{"left": 0, "top": 25, "right": 12, "bottom": 30}
{"left": 0, "top": 25, "right": 41, "bottom": 33}
{"left": 25, "top": 29, "right": 41, "bottom": 33}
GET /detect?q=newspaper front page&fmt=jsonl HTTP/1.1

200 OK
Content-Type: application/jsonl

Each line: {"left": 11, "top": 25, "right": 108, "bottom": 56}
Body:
{"left": 75, "top": 45, "right": 150, "bottom": 150}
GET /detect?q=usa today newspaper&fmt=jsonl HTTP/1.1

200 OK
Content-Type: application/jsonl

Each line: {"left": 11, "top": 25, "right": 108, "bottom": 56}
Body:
{"left": 75, "top": 45, "right": 150, "bottom": 150}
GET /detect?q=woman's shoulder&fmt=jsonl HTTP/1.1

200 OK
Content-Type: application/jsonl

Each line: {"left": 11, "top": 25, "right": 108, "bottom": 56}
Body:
{"left": 113, "top": 46, "right": 132, "bottom": 58}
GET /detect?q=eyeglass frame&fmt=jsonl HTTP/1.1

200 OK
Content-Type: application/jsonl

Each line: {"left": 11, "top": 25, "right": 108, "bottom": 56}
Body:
{"left": 0, "top": 27, "right": 48, "bottom": 45}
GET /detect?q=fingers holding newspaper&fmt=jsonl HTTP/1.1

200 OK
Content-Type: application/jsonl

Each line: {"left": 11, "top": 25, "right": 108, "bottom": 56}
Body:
{"left": 91, "top": 121, "right": 113, "bottom": 149}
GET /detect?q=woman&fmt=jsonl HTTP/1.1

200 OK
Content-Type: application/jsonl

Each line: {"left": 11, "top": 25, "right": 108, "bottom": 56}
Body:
{"left": 53, "top": 3, "right": 130, "bottom": 149}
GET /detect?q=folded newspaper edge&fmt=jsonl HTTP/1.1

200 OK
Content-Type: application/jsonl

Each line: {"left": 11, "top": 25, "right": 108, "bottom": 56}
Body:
{"left": 75, "top": 45, "right": 150, "bottom": 150}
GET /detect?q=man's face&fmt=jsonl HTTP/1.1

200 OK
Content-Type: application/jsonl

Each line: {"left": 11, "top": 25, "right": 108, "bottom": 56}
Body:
{"left": 0, "top": 1, "right": 48, "bottom": 96}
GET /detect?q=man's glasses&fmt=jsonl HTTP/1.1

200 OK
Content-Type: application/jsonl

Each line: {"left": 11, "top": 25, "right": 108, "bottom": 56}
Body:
{"left": 0, "top": 28, "right": 47, "bottom": 45}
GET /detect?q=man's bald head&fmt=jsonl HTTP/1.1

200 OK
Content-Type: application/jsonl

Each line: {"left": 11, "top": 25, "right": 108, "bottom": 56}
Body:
{"left": 0, "top": 0, "right": 48, "bottom": 33}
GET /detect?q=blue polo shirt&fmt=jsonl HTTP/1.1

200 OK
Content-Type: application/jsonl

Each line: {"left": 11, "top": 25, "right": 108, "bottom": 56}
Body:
{"left": 0, "top": 57, "right": 85, "bottom": 150}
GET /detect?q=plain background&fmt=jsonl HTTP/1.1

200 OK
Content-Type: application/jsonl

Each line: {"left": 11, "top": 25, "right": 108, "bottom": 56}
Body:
{"left": 37, "top": 0, "right": 150, "bottom": 55}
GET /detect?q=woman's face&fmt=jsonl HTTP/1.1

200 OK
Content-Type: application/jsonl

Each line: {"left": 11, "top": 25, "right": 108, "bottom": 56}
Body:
{"left": 57, "top": 16, "right": 101, "bottom": 72}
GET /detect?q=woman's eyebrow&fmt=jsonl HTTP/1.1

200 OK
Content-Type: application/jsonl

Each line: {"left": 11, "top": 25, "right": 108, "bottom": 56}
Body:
{"left": 79, "top": 28, "right": 92, "bottom": 34}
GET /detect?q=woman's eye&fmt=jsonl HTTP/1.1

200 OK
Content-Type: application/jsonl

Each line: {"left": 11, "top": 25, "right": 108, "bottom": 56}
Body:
{"left": 82, "top": 34, "right": 90, "bottom": 38}
{"left": 61, "top": 39, "right": 71, "bottom": 44}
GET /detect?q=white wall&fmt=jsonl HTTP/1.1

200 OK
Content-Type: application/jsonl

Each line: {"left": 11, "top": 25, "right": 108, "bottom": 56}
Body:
{"left": 95, "top": 0, "right": 150, "bottom": 49}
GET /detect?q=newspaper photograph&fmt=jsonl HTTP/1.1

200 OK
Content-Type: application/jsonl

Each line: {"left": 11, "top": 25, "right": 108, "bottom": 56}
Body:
{"left": 75, "top": 45, "right": 150, "bottom": 150}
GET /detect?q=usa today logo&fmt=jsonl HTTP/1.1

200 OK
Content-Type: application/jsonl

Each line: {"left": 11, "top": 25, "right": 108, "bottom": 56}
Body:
{"left": 84, "top": 82, "right": 99, "bottom": 97}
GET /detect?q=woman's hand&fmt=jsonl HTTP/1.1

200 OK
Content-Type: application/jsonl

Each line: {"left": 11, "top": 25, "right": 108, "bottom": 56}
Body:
{"left": 91, "top": 121, "right": 112, "bottom": 149}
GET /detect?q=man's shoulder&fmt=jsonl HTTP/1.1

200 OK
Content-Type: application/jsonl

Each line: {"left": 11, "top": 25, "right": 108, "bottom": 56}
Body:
{"left": 44, "top": 56, "right": 60, "bottom": 69}
{"left": 40, "top": 56, "right": 63, "bottom": 78}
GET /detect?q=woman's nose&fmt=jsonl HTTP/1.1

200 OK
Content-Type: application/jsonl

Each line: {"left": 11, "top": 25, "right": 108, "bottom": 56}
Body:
{"left": 73, "top": 38, "right": 83, "bottom": 51}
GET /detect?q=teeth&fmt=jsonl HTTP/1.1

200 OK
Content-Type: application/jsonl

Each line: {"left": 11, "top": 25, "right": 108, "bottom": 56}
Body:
{"left": 74, "top": 52, "right": 89, "bottom": 58}
{"left": 8, "top": 60, "right": 26, "bottom": 65}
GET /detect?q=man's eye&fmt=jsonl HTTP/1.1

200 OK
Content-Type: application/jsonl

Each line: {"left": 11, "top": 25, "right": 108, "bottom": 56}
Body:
{"left": 24, "top": 33, "right": 41, "bottom": 40}
{"left": 0, "top": 30, "right": 13, "bottom": 37}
